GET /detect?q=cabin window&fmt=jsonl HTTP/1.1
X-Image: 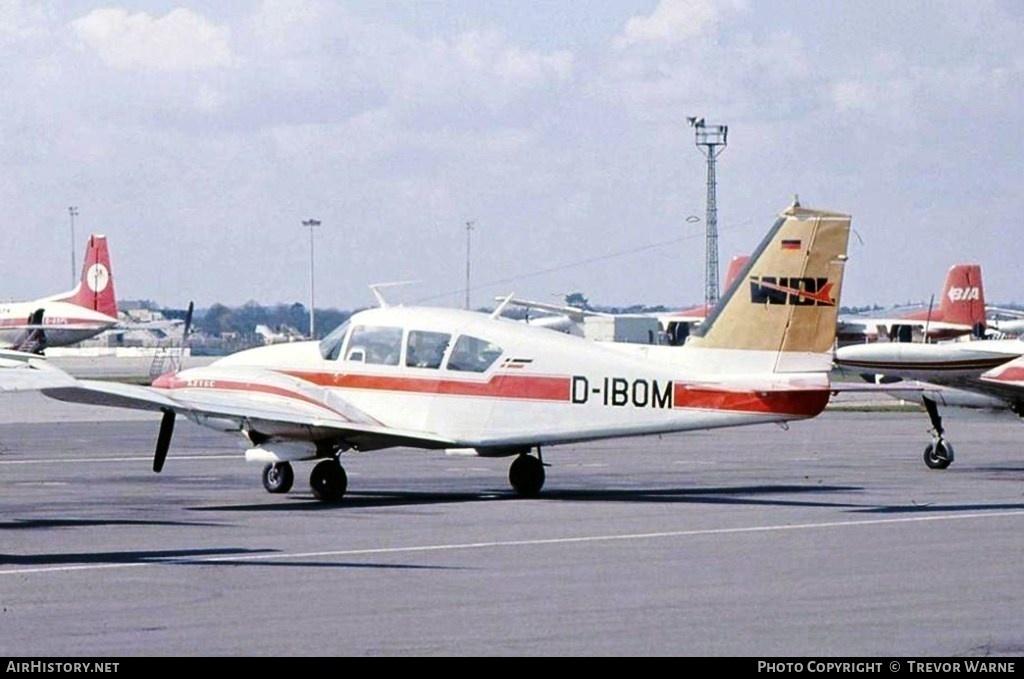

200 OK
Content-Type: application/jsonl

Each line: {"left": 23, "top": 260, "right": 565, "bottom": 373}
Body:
{"left": 446, "top": 335, "right": 503, "bottom": 373}
{"left": 345, "top": 325, "right": 403, "bottom": 365}
{"left": 406, "top": 331, "right": 451, "bottom": 369}
{"left": 319, "top": 320, "right": 351, "bottom": 360}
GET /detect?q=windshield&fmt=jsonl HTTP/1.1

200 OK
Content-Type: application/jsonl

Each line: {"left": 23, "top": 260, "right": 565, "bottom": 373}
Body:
{"left": 446, "top": 335, "right": 503, "bottom": 373}
{"left": 319, "top": 320, "right": 351, "bottom": 360}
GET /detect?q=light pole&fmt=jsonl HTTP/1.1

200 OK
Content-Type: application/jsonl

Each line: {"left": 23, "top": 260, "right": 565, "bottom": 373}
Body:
{"left": 464, "top": 220, "right": 475, "bottom": 310}
{"left": 687, "top": 116, "right": 728, "bottom": 312}
{"left": 68, "top": 206, "right": 79, "bottom": 286}
{"left": 302, "top": 219, "right": 321, "bottom": 338}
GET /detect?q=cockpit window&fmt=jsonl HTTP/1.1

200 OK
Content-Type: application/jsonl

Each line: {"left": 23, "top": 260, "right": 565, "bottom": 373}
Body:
{"left": 345, "top": 325, "right": 403, "bottom": 365}
{"left": 446, "top": 335, "right": 503, "bottom": 373}
{"left": 319, "top": 320, "right": 351, "bottom": 360}
{"left": 406, "top": 331, "right": 451, "bottom": 369}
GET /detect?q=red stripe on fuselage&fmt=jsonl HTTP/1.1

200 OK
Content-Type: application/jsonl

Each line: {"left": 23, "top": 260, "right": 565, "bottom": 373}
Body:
{"left": 284, "top": 371, "right": 572, "bottom": 402}
{"left": 153, "top": 375, "right": 350, "bottom": 419}
{"left": 0, "top": 317, "right": 110, "bottom": 328}
{"left": 155, "top": 370, "right": 829, "bottom": 418}
{"left": 673, "top": 384, "right": 830, "bottom": 417}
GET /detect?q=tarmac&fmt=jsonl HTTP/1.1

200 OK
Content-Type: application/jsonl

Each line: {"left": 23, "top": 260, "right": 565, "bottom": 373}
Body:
{"left": 0, "top": 393, "right": 1022, "bottom": 656}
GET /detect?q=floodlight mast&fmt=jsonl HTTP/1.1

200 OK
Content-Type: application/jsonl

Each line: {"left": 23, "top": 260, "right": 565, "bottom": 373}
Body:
{"left": 688, "top": 117, "right": 728, "bottom": 311}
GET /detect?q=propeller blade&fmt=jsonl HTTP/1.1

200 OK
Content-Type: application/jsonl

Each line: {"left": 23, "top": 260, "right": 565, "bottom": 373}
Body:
{"left": 154, "top": 408, "right": 176, "bottom": 473}
{"left": 183, "top": 301, "right": 194, "bottom": 343}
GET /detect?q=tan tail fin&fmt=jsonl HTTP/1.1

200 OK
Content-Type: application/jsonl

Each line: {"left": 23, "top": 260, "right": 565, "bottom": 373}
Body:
{"left": 688, "top": 201, "right": 851, "bottom": 356}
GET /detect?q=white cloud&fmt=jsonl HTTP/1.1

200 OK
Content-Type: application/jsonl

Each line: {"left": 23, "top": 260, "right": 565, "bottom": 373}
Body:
{"left": 393, "top": 29, "right": 573, "bottom": 112}
{"left": 71, "top": 7, "right": 234, "bottom": 71}
{"left": 616, "top": 0, "right": 745, "bottom": 48}
{"left": 0, "top": 0, "right": 51, "bottom": 42}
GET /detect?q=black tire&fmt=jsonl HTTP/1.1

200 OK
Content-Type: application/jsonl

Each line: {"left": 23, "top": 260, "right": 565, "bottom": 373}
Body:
{"left": 923, "top": 441, "right": 953, "bottom": 470}
{"left": 509, "top": 454, "right": 545, "bottom": 498}
{"left": 262, "top": 462, "right": 294, "bottom": 493}
{"left": 310, "top": 459, "right": 348, "bottom": 502}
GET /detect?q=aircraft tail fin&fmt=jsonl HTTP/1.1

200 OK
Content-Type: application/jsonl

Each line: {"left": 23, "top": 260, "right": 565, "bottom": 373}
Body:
{"left": 687, "top": 201, "right": 851, "bottom": 370}
{"left": 723, "top": 255, "right": 750, "bottom": 290}
{"left": 936, "top": 264, "right": 986, "bottom": 331}
{"left": 52, "top": 235, "right": 118, "bottom": 318}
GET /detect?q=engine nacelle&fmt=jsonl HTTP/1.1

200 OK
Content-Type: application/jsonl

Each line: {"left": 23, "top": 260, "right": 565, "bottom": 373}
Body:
{"left": 444, "top": 446, "right": 530, "bottom": 458}
{"left": 191, "top": 413, "right": 243, "bottom": 432}
{"left": 245, "top": 441, "right": 318, "bottom": 464}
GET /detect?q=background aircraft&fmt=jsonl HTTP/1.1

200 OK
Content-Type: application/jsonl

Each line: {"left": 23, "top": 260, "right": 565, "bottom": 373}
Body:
{"left": 835, "top": 264, "right": 987, "bottom": 345}
{"left": 28, "top": 201, "right": 852, "bottom": 503}
{"left": 508, "top": 255, "right": 752, "bottom": 345}
{"left": 835, "top": 337, "right": 1024, "bottom": 469}
{"left": 0, "top": 235, "right": 118, "bottom": 353}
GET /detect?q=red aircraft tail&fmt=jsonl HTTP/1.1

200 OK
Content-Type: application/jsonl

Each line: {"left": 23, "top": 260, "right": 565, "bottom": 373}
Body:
{"left": 56, "top": 235, "right": 118, "bottom": 318}
{"left": 935, "top": 264, "right": 985, "bottom": 328}
{"left": 723, "top": 255, "right": 750, "bottom": 290}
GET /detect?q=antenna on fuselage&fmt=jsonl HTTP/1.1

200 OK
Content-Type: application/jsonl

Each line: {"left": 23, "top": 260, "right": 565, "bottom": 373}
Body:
{"left": 490, "top": 293, "right": 516, "bottom": 319}
{"left": 368, "top": 280, "right": 420, "bottom": 308}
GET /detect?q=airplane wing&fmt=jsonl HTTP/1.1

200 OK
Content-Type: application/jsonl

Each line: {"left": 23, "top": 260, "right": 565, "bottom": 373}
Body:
{"left": 41, "top": 373, "right": 458, "bottom": 452}
{"left": 502, "top": 297, "right": 609, "bottom": 322}
{"left": 0, "top": 350, "right": 78, "bottom": 391}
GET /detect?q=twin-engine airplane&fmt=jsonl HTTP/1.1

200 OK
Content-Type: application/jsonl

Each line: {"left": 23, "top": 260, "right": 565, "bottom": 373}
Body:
{"left": 835, "top": 338, "right": 1024, "bottom": 470}
{"left": 0, "top": 235, "right": 118, "bottom": 353}
{"left": 26, "top": 202, "right": 850, "bottom": 502}
{"left": 835, "top": 263, "right": 987, "bottom": 346}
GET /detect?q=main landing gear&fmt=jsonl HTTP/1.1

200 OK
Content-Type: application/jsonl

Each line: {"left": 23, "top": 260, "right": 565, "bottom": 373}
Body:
{"left": 309, "top": 458, "right": 348, "bottom": 502}
{"left": 922, "top": 397, "right": 954, "bottom": 470}
{"left": 262, "top": 462, "right": 294, "bottom": 493}
{"left": 260, "top": 458, "right": 348, "bottom": 502}
{"left": 508, "top": 449, "right": 546, "bottom": 498}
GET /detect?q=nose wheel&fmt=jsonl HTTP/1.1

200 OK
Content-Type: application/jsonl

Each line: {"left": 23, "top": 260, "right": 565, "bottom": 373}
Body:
{"left": 923, "top": 439, "right": 954, "bottom": 470}
{"left": 509, "top": 451, "right": 545, "bottom": 498}
{"left": 922, "top": 397, "right": 954, "bottom": 470}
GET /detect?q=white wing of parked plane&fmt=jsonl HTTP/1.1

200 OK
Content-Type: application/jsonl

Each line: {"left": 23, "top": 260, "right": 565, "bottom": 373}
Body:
{"left": 834, "top": 338, "right": 1024, "bottom": 469}
{"left": 0, "top": 350, "right": 79, "bottom": 391}
{"left": 42, "top": 368, "right": 459, "bottom": 456}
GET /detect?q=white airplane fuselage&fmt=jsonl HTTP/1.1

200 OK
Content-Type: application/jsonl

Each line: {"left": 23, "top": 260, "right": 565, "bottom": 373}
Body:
{"left": 155, "top": 307, "right": 831, "bottom": 450}
{"left": 835, "top": 339, "right": 1024, "bottom": 380}
{"left": 0, "top": 300, "right": 118, "bottom": 348}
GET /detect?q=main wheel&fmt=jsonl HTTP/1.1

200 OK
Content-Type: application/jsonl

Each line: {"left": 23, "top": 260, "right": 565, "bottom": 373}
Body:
{"left": 923, "top": 440, "right": 953, "bottom": 470}
{"left": 310, "top": 459, "right": 348, "bottom": 502}
{"left": 262, "top": 462, "right": 294, "bottom": 493}
{"left": 509, "top": 454, "right": 545, "bottom": 498}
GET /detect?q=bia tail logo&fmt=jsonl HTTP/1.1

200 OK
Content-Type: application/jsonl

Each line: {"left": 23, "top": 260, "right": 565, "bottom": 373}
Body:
{"left": 947, "top": 287, "right": 980, "bottom": 303}
{"left": 749, "top": 276, "right": 836, "bottom": 306}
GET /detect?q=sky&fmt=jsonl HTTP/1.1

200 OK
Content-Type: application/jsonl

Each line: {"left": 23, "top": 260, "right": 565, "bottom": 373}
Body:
{"left": 1, "top": 0, "right": 1022, "bottom": 312}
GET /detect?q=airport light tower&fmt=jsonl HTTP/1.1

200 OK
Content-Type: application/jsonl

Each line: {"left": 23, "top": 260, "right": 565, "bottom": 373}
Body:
{"left": 688, "top": 117, "right": 728, "bottom": 310}
{"left": 464, "top": 220, "right": 475, "bottom": 310}
{"left": 68, "top": 206, "right": 79, "bottom": 288}
{"left": 302, "top": 218, "right": 321, "bottom": 338}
